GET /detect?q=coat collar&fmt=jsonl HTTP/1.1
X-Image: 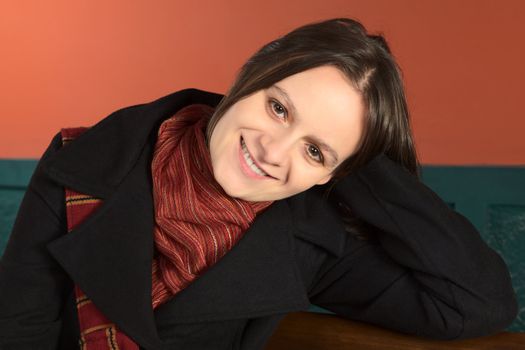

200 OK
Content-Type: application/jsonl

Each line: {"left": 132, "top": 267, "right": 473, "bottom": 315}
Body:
{"left": 41, "top": 88, "right": 344, "bottom": 349}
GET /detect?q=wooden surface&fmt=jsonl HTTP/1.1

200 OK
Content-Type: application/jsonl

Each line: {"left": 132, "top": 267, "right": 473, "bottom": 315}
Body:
{"left": 265, "top": 312, "right": 525, "bottom": 350}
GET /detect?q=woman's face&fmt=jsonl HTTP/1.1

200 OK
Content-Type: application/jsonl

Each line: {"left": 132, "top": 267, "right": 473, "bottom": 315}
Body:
{"left": 209, "top": 65, "right": 365, "bottom": 202}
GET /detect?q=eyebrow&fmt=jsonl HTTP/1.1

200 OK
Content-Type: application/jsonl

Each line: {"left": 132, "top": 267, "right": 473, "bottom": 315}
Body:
{"left": 268, "top": 84, "right": 340, "bottom": 168}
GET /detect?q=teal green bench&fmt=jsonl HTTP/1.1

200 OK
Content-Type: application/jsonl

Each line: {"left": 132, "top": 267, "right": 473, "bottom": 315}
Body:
{"left": 1, "top": 159, "right": 524, "bottom": 332}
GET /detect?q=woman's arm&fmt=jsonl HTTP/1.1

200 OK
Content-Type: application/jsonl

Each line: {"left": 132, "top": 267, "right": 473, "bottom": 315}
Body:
{"left": 0, "top": 132, "right": 73, "bottom": 348}
{"left": 308, "top": 153, "right": 518, "bottom": 340}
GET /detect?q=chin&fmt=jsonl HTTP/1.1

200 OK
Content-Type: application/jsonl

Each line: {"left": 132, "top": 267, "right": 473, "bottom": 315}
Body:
{"left": 222, "top": 186, "right": 259, "bottom": 202}
{"left": 213, "top": 173, "right": 246, "bottom": 199}
{"left": 224, "top": 187, "right": 271, "bottom": 202}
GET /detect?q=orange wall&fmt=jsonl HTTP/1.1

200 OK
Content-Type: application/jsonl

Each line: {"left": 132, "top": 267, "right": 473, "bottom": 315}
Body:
{"left": 1, "top": 0, "right": 523, "bottom": 164}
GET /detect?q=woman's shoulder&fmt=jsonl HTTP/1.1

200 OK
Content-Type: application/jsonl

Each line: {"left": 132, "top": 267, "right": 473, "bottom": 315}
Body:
{"left": 284, "top": 187, "right": 350, "bottom": 258}
{"left": 42, "top": 89, "right": 224, "bottom": 159}
{"left": 37, "top": 89, "right": 221, "bottom": 195}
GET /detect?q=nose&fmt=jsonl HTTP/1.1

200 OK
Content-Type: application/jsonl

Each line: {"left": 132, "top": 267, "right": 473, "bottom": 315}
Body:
{"left": 259, "top": 132, "right": 295, "bottom": 167}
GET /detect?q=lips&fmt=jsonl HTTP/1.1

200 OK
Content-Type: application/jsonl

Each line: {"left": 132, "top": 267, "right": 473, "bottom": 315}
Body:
{"left": 239, "top": 137, "right": 272, "bottom": 179}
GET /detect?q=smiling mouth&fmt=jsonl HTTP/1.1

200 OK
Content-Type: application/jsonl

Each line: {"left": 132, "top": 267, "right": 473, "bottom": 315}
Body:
{"left": 240, "top": 137, "right": 271, "bottom": 178}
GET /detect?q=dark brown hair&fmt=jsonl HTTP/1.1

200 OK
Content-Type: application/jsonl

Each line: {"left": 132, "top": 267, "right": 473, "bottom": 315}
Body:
{"left": 206, "top": 17, "right": 421, "bottom": 241}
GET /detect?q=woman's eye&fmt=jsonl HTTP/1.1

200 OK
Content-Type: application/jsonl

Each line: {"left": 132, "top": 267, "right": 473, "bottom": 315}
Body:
{"left": 269, "top": 100, "right": 287, "bottom": 120}
{"left": 306, "top": 144, "right": 324, "bottom": 163}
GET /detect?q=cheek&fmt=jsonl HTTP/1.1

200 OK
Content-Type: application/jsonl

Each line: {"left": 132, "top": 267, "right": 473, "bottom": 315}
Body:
{"left": 285, "top": 165, "right": 329, "bottom": 193}
{"left": 210, "top": 113, "right": 239, "bottom": 149}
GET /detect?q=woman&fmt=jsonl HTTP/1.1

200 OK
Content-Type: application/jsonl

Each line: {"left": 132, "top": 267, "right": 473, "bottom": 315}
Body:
{"left": 0, "top": 18, "right": 518, "bottom": 349}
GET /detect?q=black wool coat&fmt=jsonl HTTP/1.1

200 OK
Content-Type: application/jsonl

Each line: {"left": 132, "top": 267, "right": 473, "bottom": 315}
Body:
{"left": 0, "top": 88, "right": 518, "bottom": 349}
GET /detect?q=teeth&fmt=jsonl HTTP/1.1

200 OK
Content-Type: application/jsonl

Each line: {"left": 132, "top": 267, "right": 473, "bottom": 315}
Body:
{"left": 241, "top": 138, "right": 268, "bottom": 177}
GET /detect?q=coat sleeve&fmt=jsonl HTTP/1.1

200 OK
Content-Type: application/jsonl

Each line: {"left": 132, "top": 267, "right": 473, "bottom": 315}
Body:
{"left": 0, "top": 132, "right": 73, "bottom": 349}
{"left": 308, "top": 153, "right": 518, "bottom": 340}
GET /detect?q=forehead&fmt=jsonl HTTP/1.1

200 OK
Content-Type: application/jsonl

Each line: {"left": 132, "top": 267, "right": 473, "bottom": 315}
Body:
{"left": 270, "top": 66, "right": 366, "bottom": 162}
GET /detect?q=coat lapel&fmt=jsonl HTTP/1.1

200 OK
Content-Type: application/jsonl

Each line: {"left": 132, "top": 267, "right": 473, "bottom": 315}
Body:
{"left": 42, "top": 89, "right": 311, "bottom": 349}
{"left": 46, "top": 142, "right": 163, "bottom": 349}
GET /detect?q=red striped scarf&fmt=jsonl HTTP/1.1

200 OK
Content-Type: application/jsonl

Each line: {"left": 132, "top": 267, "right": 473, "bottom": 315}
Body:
{"left": 62, "top": 104, "right": 272, "bottom": 349}
{"left": 150, "top": 103, "right": 273, "bottom": 309}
